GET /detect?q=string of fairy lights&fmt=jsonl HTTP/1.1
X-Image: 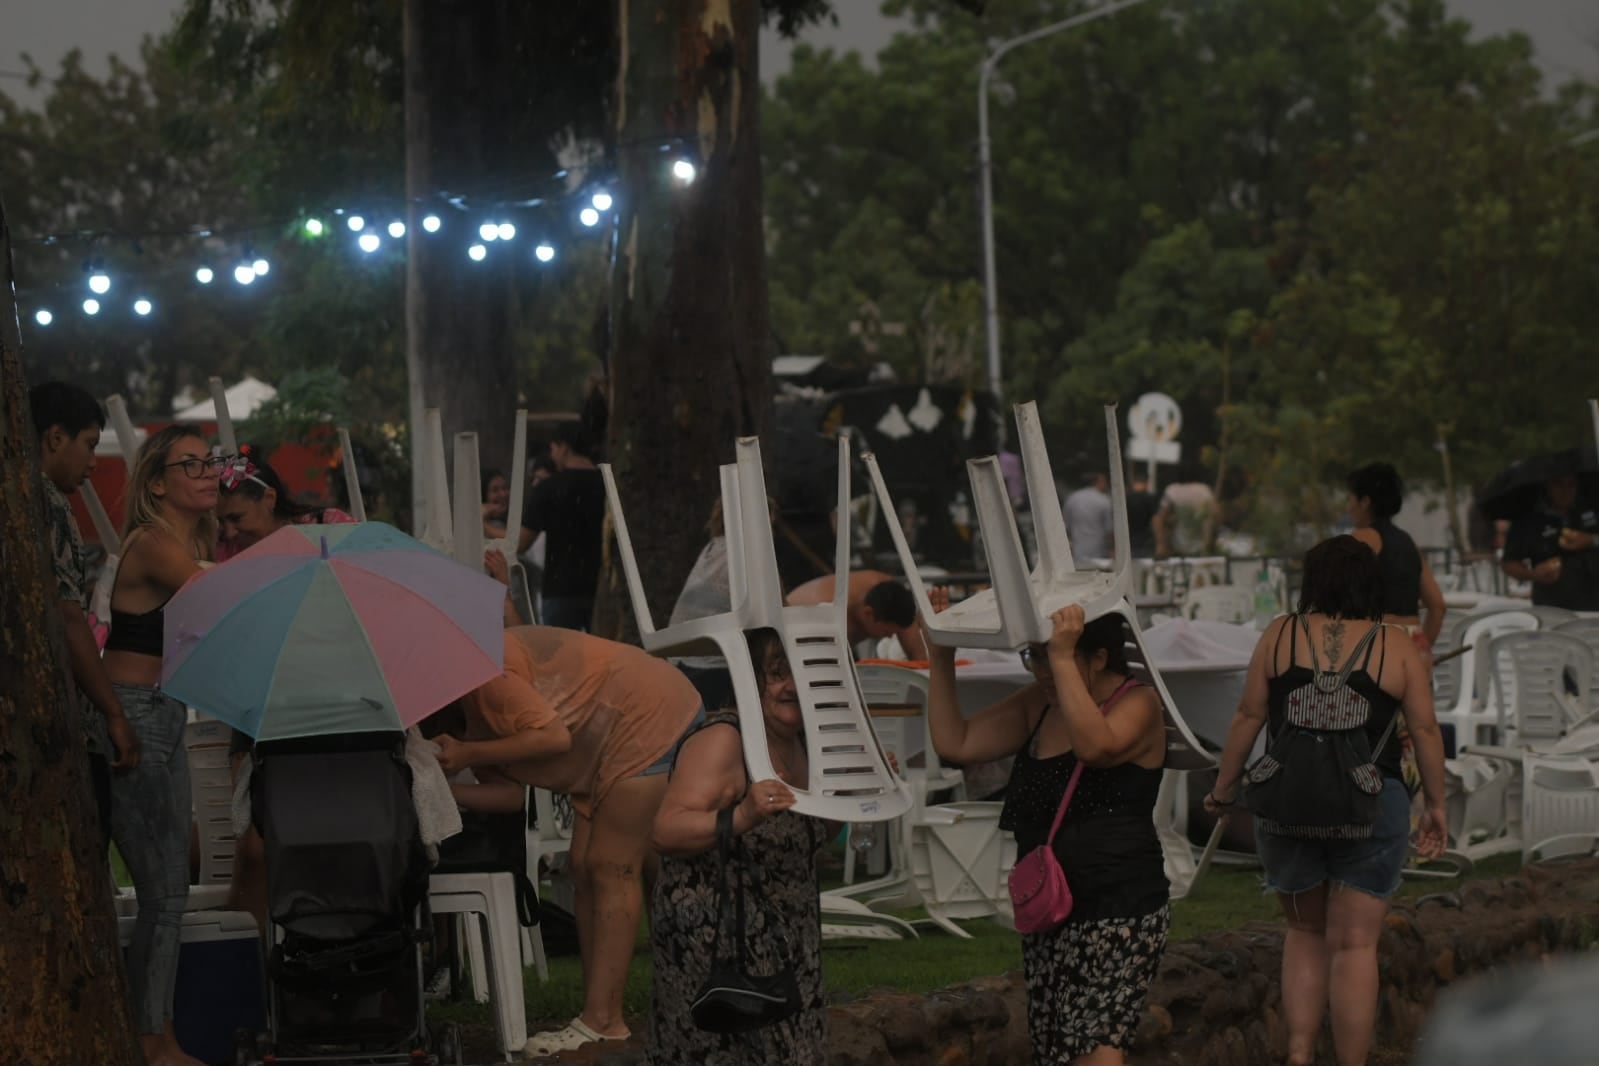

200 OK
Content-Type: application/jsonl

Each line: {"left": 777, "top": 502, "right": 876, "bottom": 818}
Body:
{"left": 18, "top": 150, "right": 701, "bottom": 327}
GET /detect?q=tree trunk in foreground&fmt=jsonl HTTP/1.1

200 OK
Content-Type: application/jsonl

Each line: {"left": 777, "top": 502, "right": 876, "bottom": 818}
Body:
{"left": 595, "top": 0, "right": 774, "bottom": 640}
{"left": 403, "top": 0, "right": 519, "bottom": 532}
{"left": 0, "top": 196, "right": 143, "bottom": 1064}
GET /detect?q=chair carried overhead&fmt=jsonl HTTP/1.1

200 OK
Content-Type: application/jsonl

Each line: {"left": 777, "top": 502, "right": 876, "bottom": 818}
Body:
{"left": 864, "top": 402, "right": 1213, "bottom": 774}
{"left": 601, "top": 436, "right": 910, "bottom": 824}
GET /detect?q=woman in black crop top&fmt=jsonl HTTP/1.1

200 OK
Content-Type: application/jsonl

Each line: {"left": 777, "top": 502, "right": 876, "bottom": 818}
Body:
{"left": 103, "top": 424, "right": 219, "bottom": 1066}
{"left": 1347, "top": 463, "right": 1446, "bottom": 656}
{"left": 1207, "top": 536, "right": 1447, "bottom": 1066}
{"left": 924, "top": 592, "right": 1168, "bottom": 1065}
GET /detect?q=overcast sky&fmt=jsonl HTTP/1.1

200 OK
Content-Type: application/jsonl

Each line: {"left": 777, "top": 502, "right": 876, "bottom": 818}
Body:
{"left": 4, "top": 0, "right": 1594, "bottom": 103}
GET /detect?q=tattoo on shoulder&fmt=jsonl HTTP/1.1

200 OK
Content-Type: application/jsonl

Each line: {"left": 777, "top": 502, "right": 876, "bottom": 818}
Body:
{"left": 1323, "top": 620, "right": 1346, "bottom": 663}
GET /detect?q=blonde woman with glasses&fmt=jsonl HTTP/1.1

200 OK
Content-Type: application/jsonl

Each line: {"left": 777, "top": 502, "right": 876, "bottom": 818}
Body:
{"left": 102, "top": 424, "right": 222, "bottom": 1066}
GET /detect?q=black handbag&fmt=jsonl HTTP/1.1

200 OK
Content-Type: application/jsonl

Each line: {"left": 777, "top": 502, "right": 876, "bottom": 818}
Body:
{"left": 689, "top": 804, "right": 803, "bottom": 1034}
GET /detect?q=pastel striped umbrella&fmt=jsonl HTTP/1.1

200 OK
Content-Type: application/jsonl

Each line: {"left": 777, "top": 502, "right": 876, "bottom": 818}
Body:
{"left": 163, "top": 522, "right": 505, "bottom": 741}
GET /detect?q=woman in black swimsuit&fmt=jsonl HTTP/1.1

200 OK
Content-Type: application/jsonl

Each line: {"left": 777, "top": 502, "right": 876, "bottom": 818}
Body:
{"left": 102, "top": 424, "right": 221, "bottom": 1066}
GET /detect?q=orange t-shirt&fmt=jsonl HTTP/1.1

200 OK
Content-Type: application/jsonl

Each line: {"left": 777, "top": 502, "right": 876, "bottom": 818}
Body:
{"left": 460, "top": 626, "right": 701, "bottom": 816}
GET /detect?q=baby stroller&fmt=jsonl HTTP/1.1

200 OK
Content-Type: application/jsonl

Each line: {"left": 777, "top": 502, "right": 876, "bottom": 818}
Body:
{"left": 237, "top": 731, "right": 455, "bottom": 1065}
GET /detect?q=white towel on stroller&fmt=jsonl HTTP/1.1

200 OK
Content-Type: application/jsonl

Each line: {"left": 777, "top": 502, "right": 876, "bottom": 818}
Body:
{"left": 231, "top": 731, "right": 463, "bottom": 862}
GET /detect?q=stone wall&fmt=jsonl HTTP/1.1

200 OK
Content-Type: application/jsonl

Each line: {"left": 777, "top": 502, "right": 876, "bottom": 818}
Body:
{"left": 559, "top": 861, "right": 1599, "bottom": 1066}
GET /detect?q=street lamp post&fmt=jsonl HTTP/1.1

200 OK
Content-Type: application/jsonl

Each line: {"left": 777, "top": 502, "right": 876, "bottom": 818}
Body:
{"left": 978, "top": 0, "right": 1158, "bottom": 403}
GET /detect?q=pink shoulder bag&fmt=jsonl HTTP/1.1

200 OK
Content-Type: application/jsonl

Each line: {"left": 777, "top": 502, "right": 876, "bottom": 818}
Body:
{"left": 1008, "top": 677, "right": 1139, "bottom": 934}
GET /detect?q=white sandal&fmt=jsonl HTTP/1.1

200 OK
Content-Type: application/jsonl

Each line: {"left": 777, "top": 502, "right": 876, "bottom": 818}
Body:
{"left": 523, "top": 1016, "right": 629, "bottom": 1059}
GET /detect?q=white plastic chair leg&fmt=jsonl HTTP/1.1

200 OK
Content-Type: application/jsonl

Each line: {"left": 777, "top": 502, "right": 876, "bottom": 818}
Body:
{"left": 462, "top": 915, "right": 490, "bottom": 1005}
{"left": 519, "top": 924, "right": 549, "bottom": 983}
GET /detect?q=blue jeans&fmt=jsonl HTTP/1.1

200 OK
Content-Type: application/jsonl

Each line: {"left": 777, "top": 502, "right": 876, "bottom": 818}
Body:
{"left": 109, "top": 684, "right": 191, "bottom": 1034}
{"left": 1255, "top": 777, "right": 1412, "bottom": 899}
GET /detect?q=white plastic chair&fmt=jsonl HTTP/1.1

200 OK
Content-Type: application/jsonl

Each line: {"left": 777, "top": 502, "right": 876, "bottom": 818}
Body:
{"left": 864, "top": 402, "right": 1213, "bottom": 775}
{"left": 1182, "top": 585, "right": 1255, "bottom": 625}
{"left": 601, "top": 436, "right": 910, "bottom": 825}
{"left": 818, "top": 895, "right": 918, "bottom": 942}
{"left": 867, "top": 402, "right": 1218, "bottom": 900}
{"left": 430, "top": 872, "right": 527, "bottom": 1060}
{"left": 1443, "top": 754, "right": 1516, "bottom": 858}
{"left": 185, "top": 718, "right": 237, "bottom": 887}
{"left": 1518, "top": 754, "right": 1599, "bottom": 863}
{"left": 1527, "top": 832, "right": 1599, "bottom": 863}
{"left": 517, "top": 787, "right": 574, "bottom": 981}
{"left": 906, "top": 803, "right": 1018, "bottom": 938}
{"left": 837, "top": 666, "right": 968, "bottom": 898}
{"left": 1484, "top": 631, "right": 1595, "bottom": 747}
{"left": 1434, "top": 610, "right": 1539, "bottom": 749}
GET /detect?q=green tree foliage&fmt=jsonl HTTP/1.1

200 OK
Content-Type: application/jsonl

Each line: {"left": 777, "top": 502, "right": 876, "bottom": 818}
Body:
{"left": 764, "top": 0, "right": 1598, "bottom": 542}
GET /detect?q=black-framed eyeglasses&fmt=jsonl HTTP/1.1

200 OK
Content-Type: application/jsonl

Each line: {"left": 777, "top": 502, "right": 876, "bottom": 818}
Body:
{"left": 165, "top": 455, "right": 229, "bottom": 479}
{"left": 1019, "top": 645, "right": 1049, "bottom": 671}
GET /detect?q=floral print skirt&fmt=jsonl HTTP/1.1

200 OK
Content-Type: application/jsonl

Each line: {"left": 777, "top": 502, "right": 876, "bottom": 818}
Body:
{"left": 1020, "top": 904, "right": 1170, "bottom": 1063}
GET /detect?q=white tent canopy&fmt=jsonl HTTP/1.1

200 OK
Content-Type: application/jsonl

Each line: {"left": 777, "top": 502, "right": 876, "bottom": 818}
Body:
{"left": 173, "top": 376, "right": 277, "bottom": 422}
{"left": 96, "top": 425, "right": 147, "bottom": 458}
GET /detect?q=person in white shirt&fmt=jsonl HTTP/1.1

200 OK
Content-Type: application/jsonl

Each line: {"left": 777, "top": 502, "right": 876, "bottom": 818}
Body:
{"left": 1062, "top": 471, "right": 1114, "bottom": 560}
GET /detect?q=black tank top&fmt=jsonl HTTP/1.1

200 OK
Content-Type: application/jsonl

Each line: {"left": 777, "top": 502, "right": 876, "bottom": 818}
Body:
{"left": 1373, "top": 518, "right": 1423, "bottom": 617}
{"left": 998, "top": 682, "right": 1168, "bottom": 922}
{"left": 1266, "top": 618, "right": 1404, "bottom": 780}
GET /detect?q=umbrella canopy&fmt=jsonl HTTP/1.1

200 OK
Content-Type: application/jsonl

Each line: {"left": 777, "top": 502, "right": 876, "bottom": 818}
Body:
{"left": 163, "top": 522, "right": 505, "bottom": 740}
{"left": 1476, "top": 445, "right": 1599, "bottom": 522}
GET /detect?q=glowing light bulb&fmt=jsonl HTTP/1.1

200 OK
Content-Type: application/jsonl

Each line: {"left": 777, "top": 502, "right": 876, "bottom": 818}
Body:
{"left": 591, "top": 191, "right": 613, "bottom": 212}
{"left": 534, "top": 243, "right": 555, "bottom": 263}
{"left": 358, "top": 233, "right": 382, "bottom": 253}
{"left": 422, "top": 214, "right": 442, "bottom": 233}
{"left": 195, "top": 267, "right": 214, "bottom": 284}
{"left": 496, "top": 222, "right": 515, "bottom": 241}
{"left": 468, "top": 243, "right": 487, "bottom": 262}
{"left": 234, "top": 265, "right": 256, "bottom": 285}
{"left": 479, "top": 223, "right": 499, "bottom": 242}
{"left": 34, "top": 309, "right": 53, "bottom": 326}
{"left": 133, "top": 299, "right": 153, "bottom": 316}
{"left": 579, "top": 207, "right": 600, "bottom": 227}
{"left": 347, "top": 215, "right": 365, "bottom": 232}
{"left": 672, "top": 159, "right": 697, "bottom": 184}
{"left": 304, "top": 218, "right": 325, "bottom": 237}
{"left": 388, "top": 221, "right": 406, "bottom": 238}
{"left": 252, "top": 258, "right": 270, "bottom": 276}
{"left": 88, "top": 272, "right": 111, "bottom": 295}
{"left": 82, "top": 298, "right": 101, "bottom": 315}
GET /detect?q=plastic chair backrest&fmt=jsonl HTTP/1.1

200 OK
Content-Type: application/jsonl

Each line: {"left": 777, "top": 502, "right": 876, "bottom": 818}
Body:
{"left": 1556, "top": 619, "right": 1599, "bottom": 700}
{"left": 1457, "top": 610, "right": 1539, "bottom": 719}
{"left": 1485, "top": 631, "right": 1594, "bottom": 744}
{"left": 601, "top": 436, "right": 910, "bottom": 824}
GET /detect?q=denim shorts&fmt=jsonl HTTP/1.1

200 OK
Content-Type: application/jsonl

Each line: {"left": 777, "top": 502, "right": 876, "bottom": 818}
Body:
{"left": 1255, "top": 777, "right": 1411, "bottom": 899}
{"left": 638, "top": 705, "right": 707, "bottom": 777}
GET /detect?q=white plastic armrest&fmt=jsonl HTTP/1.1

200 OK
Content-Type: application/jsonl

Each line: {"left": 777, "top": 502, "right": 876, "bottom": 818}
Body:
{"left": 920, "top": 806, "right": 966, "bottom": 825}
{"left": 1458, "top": 744, "right": 1522, "bottom": 765}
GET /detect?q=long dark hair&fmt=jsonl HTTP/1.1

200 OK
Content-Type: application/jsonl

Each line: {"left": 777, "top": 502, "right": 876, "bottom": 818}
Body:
{"left": 1297, "top": 535, "right": 1384, "bottom": 620}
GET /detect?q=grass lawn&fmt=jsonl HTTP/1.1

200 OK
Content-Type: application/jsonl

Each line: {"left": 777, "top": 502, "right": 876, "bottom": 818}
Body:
{"left": 429, "top": 849, "right": 1525, "bottom": 1032}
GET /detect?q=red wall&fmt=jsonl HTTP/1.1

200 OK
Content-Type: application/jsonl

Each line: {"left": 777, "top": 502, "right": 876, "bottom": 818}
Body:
{"left": 74, "top": 421, "right": 338, "bottom": 546}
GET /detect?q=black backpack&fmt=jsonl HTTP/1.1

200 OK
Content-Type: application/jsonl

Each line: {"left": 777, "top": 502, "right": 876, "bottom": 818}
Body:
{"left": 1243, "top": 616, "right": 1397, "bottom": 840}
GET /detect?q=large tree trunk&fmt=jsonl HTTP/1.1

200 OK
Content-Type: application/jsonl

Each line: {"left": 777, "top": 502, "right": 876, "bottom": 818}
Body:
{"left": 403, "top": 0, "right": 518, "bottom": 532}
{"left": 0, "top": 199, "right": 143, "bottom": 1064}
{"left": 594, "top": 0, "right": 773, "bottom": 640}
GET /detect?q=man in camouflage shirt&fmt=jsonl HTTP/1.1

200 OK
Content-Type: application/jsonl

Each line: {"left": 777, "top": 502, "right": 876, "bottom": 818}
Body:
{"left": 31, "top": 381, "right": 140, "bottom": 839}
